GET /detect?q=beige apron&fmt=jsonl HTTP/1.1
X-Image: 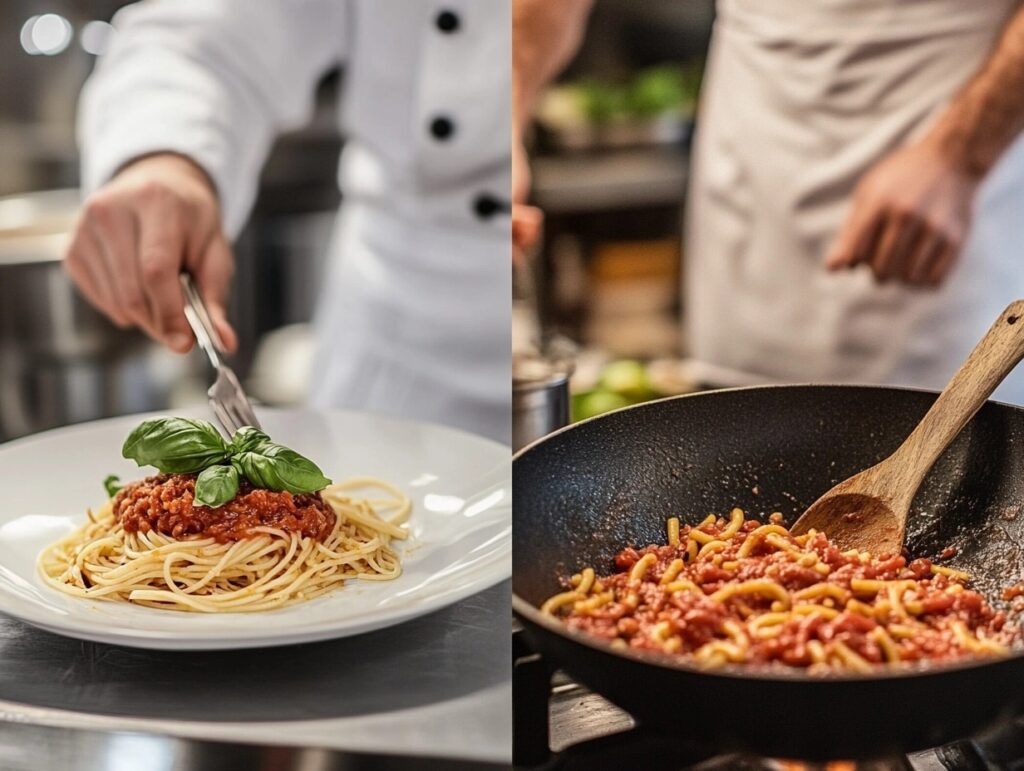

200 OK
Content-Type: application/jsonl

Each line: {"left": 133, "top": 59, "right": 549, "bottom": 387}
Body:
{"left": 687, "top": 0, "right": 1024, "bottom": 403}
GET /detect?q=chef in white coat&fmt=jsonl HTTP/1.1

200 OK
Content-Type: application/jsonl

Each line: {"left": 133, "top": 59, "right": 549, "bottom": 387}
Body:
{"left": 517, "top": 1, "right": 1024, "bottom": 404}
{"left": 68, "top": 0, "right": 512, "bottom": 444}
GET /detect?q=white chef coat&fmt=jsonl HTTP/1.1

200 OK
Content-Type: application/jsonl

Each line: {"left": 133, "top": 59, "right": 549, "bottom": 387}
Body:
{"left": 79, "top": 0, "right": 512, "bottom": 444}
{"left": 687, "top": 0, "right": 1024, "bottom": 404}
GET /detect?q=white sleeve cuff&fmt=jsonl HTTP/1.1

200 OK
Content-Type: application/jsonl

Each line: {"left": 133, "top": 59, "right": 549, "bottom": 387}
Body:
{"left": 79, "top": 80, "right": 270, "bottom": 239}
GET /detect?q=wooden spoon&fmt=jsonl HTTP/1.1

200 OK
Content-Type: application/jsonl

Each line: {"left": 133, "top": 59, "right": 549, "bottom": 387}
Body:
{"left": 791, "top": 300, "right": 1024, "bottom": 555}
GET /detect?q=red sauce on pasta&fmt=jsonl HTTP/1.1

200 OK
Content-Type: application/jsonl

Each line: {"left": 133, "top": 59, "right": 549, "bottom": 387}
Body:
{"left": 113, "top": 473, "right": 335, "bottom": 543}
{"left": 544, "top": 513, "right": 1015, "bottom": 671}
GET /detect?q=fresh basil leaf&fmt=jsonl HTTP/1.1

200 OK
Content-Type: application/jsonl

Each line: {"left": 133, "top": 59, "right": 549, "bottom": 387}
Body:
{"left": 229, "top": 426, "right": 272, "bottom": 454}
{"left": 122, "top": 417, "right": 230, "bottom": 474}
{"left": 235, "top": 443, "right": 331, "bottom": 494}
{"left": 103, "top": 474, "right": 121, "bottom": 498}
{"left": 193, "top": 464, "right": 240, "bottom": 508}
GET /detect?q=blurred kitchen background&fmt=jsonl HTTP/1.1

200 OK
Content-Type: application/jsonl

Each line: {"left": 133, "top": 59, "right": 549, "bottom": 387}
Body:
{"left": 0, "top": 0, "right": 342, "bottom": 442}
{"left": 513, "top": 0, "right": 719, "bottom": 448}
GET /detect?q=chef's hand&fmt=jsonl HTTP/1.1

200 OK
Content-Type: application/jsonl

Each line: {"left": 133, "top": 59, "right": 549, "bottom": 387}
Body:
{"left": 825, "top": 138, "right": 979, "bottom": 286}
{"left": 513, "top": 205, "right": 543, "bottom": 263}
{"left": 512, "top": 131, "right": 543, "bottom": 264}
{"left": 64, "top": 152, "right": 237, "bottom": 353}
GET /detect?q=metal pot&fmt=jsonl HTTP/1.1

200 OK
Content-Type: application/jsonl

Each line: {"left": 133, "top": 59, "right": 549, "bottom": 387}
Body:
{"left": 512, "top": 350, "right": 574, "bottom": 452}
{"left": 0, "top": 189, "right": 165, "bottom": 441}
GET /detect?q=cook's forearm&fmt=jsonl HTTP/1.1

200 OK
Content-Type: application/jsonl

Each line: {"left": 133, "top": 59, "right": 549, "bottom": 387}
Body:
{"left": 512, "top": 0, "right": 593, "bottom": 133}
{"left": 79, "top": 0, "right": 345, "bottom": 238}
{"left": 927, "top": 6, "right": 1024, "bottom": 178}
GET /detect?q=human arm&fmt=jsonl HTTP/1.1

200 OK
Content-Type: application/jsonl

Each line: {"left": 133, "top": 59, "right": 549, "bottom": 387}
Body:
{"left": 827, "top": 6, "right": 1024, "bottom": 285}
{"left": 67, "top": 0, "right": 345, "bottom": 351}
{"left": 66, "top": 152, "right": 236, "bottom": 351}
{"left": 511, "top": 0, "right": 593, "bottom": 259}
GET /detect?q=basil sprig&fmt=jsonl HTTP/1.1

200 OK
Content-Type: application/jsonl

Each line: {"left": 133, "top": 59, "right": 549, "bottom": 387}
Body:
{"left": 229, "top": 425, "right": 332, "bottom": 495}
{"left": 122, "top": 417, "right": 230, "bottom": 473}
{"left": 193, "top": 465, "right": 240, "bottom": 508}
{"left": 120, "top": 417, "right": 331, "bottom": 508}
{"left": 229, "top": 426, "right": 273, "bottom": 454}
{"left": 235, "top": 443, "right": 333, "bottom": 496}
{"left": 103, "top": 474, "right": 121, "bottom": 498}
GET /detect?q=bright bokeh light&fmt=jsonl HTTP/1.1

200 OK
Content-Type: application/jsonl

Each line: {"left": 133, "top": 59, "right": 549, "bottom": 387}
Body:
{"left": 19, "top": 15, "right": 40, "bottom": 54}
{"left": 80, "top": 20, "right": 114, "bottom": 55}
{"left": 20, "top": 13, "right": 73, "bottom": 56}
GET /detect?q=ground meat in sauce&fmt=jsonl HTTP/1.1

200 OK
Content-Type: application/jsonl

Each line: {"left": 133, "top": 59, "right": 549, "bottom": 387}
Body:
{"left": 113, "top": 473, "right": 335, "bottom": 543}
{"left": 556, "top": 516, "right": 1017, "bottom": 670}
{"left": 1004, "top": 584, "right": 1024, "bottom": 601}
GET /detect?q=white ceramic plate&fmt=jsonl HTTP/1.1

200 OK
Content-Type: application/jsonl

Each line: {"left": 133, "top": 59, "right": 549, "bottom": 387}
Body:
{"left": 0, "top": 408, "right": 510, "bottom": 650}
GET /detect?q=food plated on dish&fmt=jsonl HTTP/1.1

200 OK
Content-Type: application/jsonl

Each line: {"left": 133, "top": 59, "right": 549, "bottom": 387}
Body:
{"left": 0, "top": 408, "right": 510, "bottom": 649}
{"left": 543, "top": 508, "right": 1015, "bottom": 672}
{"left": 39, "top": 416, "right": 409, "bottom": 612}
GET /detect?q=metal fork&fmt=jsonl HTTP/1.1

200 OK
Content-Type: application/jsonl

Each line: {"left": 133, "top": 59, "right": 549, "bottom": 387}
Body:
{"left": 179, "top": 273, "right": 262, "bottom": 435}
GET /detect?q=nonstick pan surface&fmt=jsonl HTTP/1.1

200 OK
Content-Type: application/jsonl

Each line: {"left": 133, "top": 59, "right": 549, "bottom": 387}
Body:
{"left": 513, "top": 385, "right": 1024, "bottom": 760}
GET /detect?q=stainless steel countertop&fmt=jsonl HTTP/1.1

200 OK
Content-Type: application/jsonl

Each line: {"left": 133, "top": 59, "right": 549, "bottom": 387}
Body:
{"left": 0, "top": 581, "right": 510, "bottom": 767}
{"left": 0, "top": 723, "right": 504, "bottom": 771}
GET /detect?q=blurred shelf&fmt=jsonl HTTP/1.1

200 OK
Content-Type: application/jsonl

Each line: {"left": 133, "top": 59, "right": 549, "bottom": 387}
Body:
{"left": 531, "top": 146, "right": 689, "bottom": 214}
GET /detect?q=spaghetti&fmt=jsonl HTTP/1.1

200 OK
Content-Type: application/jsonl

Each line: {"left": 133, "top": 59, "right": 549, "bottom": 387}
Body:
{"left": 542, "top": 509, "right": 1016, "bottom": 671}
{"left": 39, "top": 476, "right": 410, "bottom": 612}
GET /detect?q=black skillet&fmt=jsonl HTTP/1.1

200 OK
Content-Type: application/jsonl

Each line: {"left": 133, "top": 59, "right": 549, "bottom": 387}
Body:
{"left": 513, "top": 385, "right": 1024, "bottom": 760}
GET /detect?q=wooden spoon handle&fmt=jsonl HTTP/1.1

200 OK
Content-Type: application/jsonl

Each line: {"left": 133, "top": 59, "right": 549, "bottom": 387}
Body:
{"left": 887, "top": 300, "right": 1024, "bottom": 496}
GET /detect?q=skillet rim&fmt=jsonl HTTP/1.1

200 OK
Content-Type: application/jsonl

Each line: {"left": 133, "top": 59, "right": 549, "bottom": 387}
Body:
{"left": 512, "top": 382, "right": 1024, "bottom": 685}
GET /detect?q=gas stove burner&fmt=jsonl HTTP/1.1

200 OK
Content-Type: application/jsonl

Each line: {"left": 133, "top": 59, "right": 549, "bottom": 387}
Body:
{"left": 513, "top": 628, "right": 1024, "bottom": 771}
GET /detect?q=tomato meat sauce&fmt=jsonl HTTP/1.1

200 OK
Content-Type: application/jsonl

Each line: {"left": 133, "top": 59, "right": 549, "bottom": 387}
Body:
{"left": 547, "top": 514, "right": 1017, "bottom": 671}
{"left": 113, "top": 473, "right": 335, "bottom": 543}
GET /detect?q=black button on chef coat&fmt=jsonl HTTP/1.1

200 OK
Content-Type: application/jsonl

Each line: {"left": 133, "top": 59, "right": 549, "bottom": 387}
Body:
{"left": 436, "top": 10, "right": 460, "bottom": 33}
{"left": 473, "top": 193, "right": 509, "bottom": 220}
{"left": 430, "top": 116, "right": 455, "bottom": 140}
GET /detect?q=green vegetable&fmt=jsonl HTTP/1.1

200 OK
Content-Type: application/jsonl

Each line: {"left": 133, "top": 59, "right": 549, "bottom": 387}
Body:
{"left": 600, "top": 360, "right": 654, "bottom": 401}
{"left": 577, "top": 79, "right": 630, "bottom": 124}
{"left": 627, "top": 66, "right": 686, "bottom": 118}
{"left": 116, "top": 417, "right": 331, "bottom": 504}
{"left": 122, "top": 417, "right": 230, "bottom": 473}
{"left": 102, "top": 474, "right": 121, "bottom": 498}
{"left": 229, "top": 426, "right": 273, "bottom": 454}
{"left": 193, "top": 464, "right": 240, "bottom": 508}
{"left": 574, "top": 390, "right": 632, "bottom": 421}
{"left": 234, "top": 442, "right": 332, "bottom": 496}
{"left": 566, "top": 62, "right": 702, "bottom": 126}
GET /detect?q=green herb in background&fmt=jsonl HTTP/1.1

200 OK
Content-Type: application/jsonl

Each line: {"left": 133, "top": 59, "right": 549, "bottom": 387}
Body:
{"left": 627, "top": 66, "right": 687, "bottom": 118}
{"left": 578, "top": 78, "right": 630, "bottom": 124}
{"left": 118, "top": 417, "right": 332, "bottom": 508}
{"left": 570, "top": 62, "right": 703, "bottom": 125}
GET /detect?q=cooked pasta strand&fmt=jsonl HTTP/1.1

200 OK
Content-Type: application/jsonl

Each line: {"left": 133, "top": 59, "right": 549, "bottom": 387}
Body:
{"left": 541, "top": 511, "right": 1016, "bottom": 672}
{"left": 39, "top": 479, "right": 409, "bottom": 612}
